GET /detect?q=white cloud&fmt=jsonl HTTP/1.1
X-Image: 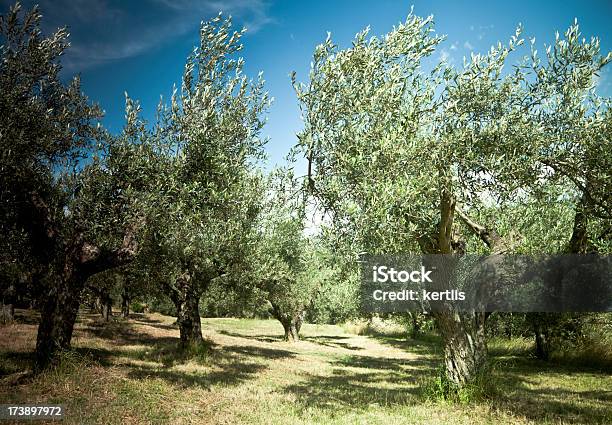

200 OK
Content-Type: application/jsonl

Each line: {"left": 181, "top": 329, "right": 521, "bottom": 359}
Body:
{"left": 449, "top": 42, "right": 458, "bottom": 51}
{"left": 14, "top": 0, "right": 273, "bottom": 71}
{"left": 464, "top": 41, "right": 474, "bottom": 50}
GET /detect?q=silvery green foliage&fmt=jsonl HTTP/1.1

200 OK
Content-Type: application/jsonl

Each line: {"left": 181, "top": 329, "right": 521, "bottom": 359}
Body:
{"left": 0, "top": 2, "right": 103, "bottom": 262}
{"left": 0, "top": 3, "right": 102, "bottom": 180}
{"left": 293, "top": 13, "right": 611, "bottom": 256}
{"left": 137, "top": 14, "right": 270, "bottom": 293}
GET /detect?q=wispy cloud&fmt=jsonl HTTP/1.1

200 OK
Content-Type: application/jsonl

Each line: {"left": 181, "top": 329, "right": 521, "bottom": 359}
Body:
{"left": 2, "top": 0, "right": 273, "bottom": 71}
{"left": 463, "top": 41, "right": 474, "bottom": 50}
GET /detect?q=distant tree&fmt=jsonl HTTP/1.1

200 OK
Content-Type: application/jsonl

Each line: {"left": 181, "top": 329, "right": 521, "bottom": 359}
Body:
{"left": 250, "top": 172, "right": 336, "bottom": 341}
{"left": 306, "top": 226, "right": 361, "bottom": 325}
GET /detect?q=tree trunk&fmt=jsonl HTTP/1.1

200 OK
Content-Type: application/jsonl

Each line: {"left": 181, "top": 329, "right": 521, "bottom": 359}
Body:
{"left": 1, "top": 301, "right": 15, "bottom": 324}
{"left": 407, "top": 312, "right": 420, "bottom": 339}
{"left": 421, "top": 195, "right": 495, "bottom": 387}
{"left": 528, "top": 192, "right": 591, "bottom": 362}
{"left": 534, "top": 327, "right": 550, "bottom": 361}
{"left": 102, "top": 299, "right": 112, "bottom": 321}
{"left": 94, "top": 296, "right": 102, "bottom": 315}
{"left": 28, "top": 195, "right": 139, "bottom": 371}
{"left": 35, "top": 279, "right": 82, "bottom": 371}
{"left": 271, "top": 303, "right": 304, "bottom": 342}
{"left": 177, "top": 294, "right": 203, "bottom": 347}
{"left": 435, "top": 310, "right": 488, "bottom": 386}
{"left": 1, "top": 283, "right": 16, "bottom": 324}
{"left": 282, "top": 321, "right": 300, "bottom": 342}
{"left": 166, "top": 271, "right": 206, "bottom": 348}
{"left": 121, "top": 293, "right": 130, "bottom": 318}
{"left": 529, "top": 313, "right": 551, "bottom": 360}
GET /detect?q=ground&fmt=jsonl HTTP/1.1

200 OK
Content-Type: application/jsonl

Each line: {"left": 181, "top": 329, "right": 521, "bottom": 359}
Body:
{"left": 1, "top": 311, "right": 611, "bottom": 424}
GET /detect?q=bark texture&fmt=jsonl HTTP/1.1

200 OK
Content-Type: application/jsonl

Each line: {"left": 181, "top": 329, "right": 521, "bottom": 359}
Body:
{"left": 1, "top": 283, "right": 16, "bottom": 324}
{"left": 270, "top": 303, "right": 305, "bottom": 342}
{"left": 177, "top": 294, "right": 203, "bottom": 347}
{"left": 416, "top": 193, "right": 505, "bottom": 387}
{"left": 169, "top": 273, "right": 204, "bottom": 347}
{"left": 121, "top": 292, "right": 130, "bottom": 318}
{"left": 35, "top": 274, "right": 83, "bottom": 370}
{"left": 33, "top": 223, "right": 138, "bottom": 371}
{"left": 434, "top": 310, "right": 488, "bottom": 385}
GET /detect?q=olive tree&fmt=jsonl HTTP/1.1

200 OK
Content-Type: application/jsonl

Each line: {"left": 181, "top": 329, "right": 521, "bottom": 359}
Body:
{"left": 292, "top": 13, "right": 610, "bottom": 386}
{"left": 253, "top": 174, "right": 335, "bottom": 341}
{"left": 138, "top": 15, "right": 269, "bottom": 347}
{"left": 0, "top": 3, "right": 156, "bottom": 369}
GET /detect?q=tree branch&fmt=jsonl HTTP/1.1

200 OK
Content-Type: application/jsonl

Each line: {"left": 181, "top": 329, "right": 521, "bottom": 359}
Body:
{"left": 455, "top": 206, "right": 504, "bottom": 252}
{"left": 77, "top": 221, "right": 140, "bottom": 278}
{"left": 437, "top": 190, "right": 456, "bottom": 254}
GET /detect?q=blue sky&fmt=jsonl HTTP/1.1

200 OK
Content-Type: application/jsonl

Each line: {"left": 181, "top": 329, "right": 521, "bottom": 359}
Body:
{"left": 4, "top": 0, "right": 612, "bottom": 168}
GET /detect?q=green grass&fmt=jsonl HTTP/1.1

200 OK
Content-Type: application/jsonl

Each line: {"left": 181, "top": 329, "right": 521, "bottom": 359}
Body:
{"left": 1, "top": 311, "right": 611, "bottom": 424}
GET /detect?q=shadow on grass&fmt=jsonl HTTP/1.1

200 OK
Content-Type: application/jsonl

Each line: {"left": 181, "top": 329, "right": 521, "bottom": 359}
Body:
{"left": 284, "top": 353, "right": 435, "bottom": 410}
{"left": 371, "top": 333, "right": 444, "bottom": 358}
{"left": 11, "top": 308, "right": 40, "bottom": 325}
{"left": 493, "top": 359, "right": 612, "bottom": 424}
{"left": 128, "top": 315, "right": 181, "bottom": 333}
{"left": 217, "top": 329, "right": 283, "bottom": 343}
{"left": 300, "top": 335, "right": 364, "bottom": 351}
{"left": 126, "top": 359, "right": 268, "bottom": 390}
{"left": 79, "top": 318, "right": 178, "bottom": 347}
{"left": 124, "top": 339, "right": 297, "bottom": 390}
{"left": 217, "top": 330, "right": 366, "bottom": 351}
{"left": 0, "top": 350, "right": 34, "bottom": 377}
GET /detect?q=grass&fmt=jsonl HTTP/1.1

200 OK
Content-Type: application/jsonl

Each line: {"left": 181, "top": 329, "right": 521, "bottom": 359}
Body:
{"left": 0, "top": 311, "right": 611, "bottom": 424}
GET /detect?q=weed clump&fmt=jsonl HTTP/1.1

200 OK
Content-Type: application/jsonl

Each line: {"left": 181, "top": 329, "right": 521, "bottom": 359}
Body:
{"left": 420, "top": 363, "right": 500, "bottom": 404}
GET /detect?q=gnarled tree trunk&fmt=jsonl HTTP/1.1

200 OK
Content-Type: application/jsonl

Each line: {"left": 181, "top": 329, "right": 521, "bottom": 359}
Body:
{"left": 33, "top": 227, "right": 138, "bottom": 371}
{"left": 418, "top": 194, "right": 504, "bottom": 387}
{"left": 270, "top": 303, "right": 305, "bottom": 342}
{"left": 169, "top": 272, "right": 204, "bottom": 348}
{"left": 35, "top": 277, "right": 83, "bottom": 370}
{"left": 1, "top": 283, "right": 16, "bottom": 324}
{"left": 528, "top": 312, "right": 551, "bottom": 360}
{"left": 121, "top": 292, "right": 130, "bottom": 318}
{"left": 176, "top": 293, "right": 203, "bottom": 347}
{"left": 434, "top": 310, "right": 488, "bottom": 385}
